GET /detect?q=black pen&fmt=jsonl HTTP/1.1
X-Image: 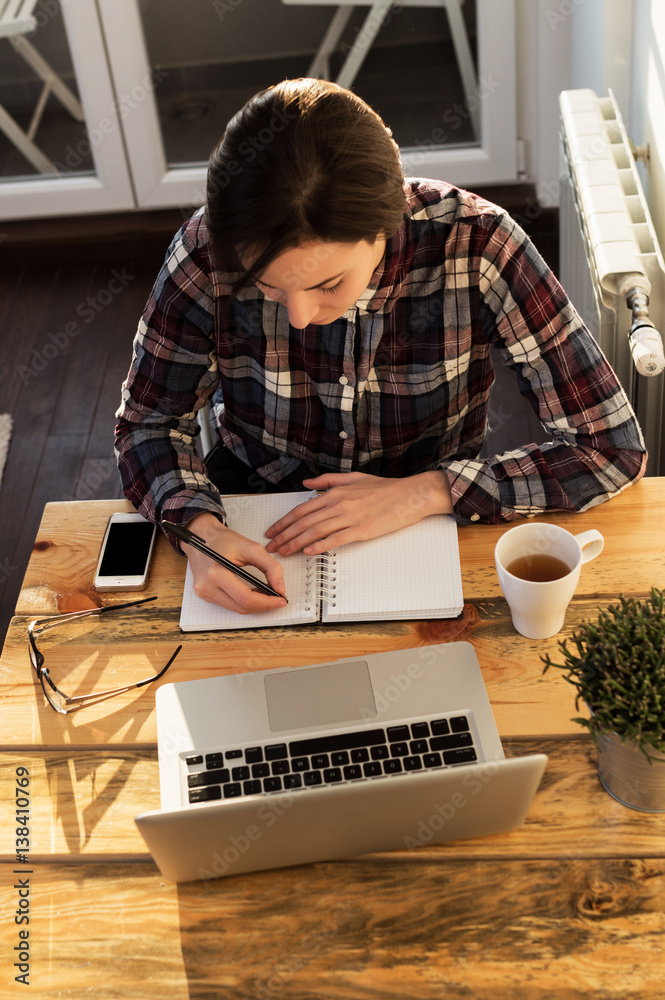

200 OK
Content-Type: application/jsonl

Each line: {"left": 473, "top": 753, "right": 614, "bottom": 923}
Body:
{"left": 163, "top": 521, "right": 287, "bottom": 601}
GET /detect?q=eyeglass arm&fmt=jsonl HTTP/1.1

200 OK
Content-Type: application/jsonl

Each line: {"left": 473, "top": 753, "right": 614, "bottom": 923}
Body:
{"left": 50, "top": 644, "right": 182, "bottom": 710}
{"left": 29, "top": 595, "right": 157, "bottom": 632}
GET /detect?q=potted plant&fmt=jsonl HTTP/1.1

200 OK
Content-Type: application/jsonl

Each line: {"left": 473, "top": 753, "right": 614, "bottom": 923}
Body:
{"left": 542, "top": 587, "right": 665, "bottom": 812}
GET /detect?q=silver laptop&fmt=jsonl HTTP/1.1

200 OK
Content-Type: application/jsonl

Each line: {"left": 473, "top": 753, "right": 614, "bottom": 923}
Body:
{"left": 135, "top": 642, "right": 546, "bottom": 883}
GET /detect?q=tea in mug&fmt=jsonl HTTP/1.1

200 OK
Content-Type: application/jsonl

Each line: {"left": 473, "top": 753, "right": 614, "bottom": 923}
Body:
{"left": 505, "top": 553, "right": 571, "bottom": 582}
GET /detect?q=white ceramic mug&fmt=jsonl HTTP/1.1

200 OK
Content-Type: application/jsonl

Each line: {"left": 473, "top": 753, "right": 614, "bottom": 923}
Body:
{"left": 494, "top": 523, "right": 604, "bottom": 639}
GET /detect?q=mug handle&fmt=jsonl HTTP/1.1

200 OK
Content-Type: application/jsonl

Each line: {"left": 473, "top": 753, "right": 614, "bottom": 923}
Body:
{"left": 575, "top": 529, "right": 604, "bottom": 564}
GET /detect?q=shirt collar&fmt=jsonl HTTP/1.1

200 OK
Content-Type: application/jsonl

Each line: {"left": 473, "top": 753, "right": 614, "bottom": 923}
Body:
{"left": 355, "top": 221, "right": 408, "bottom": 314}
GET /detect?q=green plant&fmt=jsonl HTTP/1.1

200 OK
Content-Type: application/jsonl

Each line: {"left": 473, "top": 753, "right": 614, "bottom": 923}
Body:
{"left": 542, "top": 588, "right": 665, "bottom": 761}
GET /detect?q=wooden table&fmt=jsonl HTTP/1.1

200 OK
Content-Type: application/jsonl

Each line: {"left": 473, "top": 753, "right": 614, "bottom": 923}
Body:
{"left": 1, "top": 481, "right": 664, "bottom": 998}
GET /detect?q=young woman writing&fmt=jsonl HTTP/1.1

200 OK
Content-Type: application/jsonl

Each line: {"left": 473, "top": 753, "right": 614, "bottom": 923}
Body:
{"left": 115, "top": 78, "right": 646, "bottom": 615}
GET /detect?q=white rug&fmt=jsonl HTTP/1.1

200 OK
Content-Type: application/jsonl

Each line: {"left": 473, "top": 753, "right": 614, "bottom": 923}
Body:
{"left": 0, "top": 414, "right": 13, "bottom": 489}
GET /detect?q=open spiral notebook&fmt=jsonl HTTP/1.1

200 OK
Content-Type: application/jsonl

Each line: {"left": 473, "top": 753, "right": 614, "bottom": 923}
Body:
{"left": 178, "top": 491, "right": 464, "bottom": 631}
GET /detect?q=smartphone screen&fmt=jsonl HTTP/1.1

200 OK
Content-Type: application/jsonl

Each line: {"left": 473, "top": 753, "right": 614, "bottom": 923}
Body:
{"left": 98, "top": 520, "right": 156, "bottom": 577}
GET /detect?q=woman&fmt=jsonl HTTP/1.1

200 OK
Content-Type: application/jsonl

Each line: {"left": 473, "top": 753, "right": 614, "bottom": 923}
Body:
{"left": 115, "top": 78, "right": 646, "bottom": 615}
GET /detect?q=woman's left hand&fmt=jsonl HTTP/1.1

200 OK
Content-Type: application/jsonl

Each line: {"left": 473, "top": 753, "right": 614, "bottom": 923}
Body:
{"left": 265, "top": 470, "right": 453, "bottom": 556}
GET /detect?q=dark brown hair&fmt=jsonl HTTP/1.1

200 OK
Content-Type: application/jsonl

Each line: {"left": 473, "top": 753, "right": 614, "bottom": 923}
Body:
{"left": 205, "top": 78, "right": 407, "bottom": 288}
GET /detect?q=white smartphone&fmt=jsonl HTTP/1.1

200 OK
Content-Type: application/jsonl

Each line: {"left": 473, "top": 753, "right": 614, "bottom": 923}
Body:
{"left": 94, "top": 512, "right": 158, "bottom": 592}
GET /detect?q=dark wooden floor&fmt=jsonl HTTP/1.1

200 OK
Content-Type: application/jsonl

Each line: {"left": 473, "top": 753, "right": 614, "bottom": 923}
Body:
{"left": 0, "top": 220, "right": 180, "bottom": 653}
{"left": 0, "top": 190, "right": 558, "bottom": 652}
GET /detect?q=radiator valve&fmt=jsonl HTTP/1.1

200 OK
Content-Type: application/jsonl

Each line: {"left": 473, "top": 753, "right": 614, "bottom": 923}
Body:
{"left": 624, "top": 286, "right": 665, "bottom": 377}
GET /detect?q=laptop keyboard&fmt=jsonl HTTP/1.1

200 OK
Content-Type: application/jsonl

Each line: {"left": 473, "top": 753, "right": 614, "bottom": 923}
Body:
{"left": 183, "top": 713, "right": 479, "bottom": 804}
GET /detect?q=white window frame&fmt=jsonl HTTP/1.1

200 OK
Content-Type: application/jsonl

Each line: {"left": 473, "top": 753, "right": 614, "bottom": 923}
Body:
{"left": 0, "top": 0, "right": 135, "bottom": 220}
{"left": 99, "top": 0, "right": 518, "bottom": 212}
{"left": 401, "top": 0, "right": 518, "bottom": 186}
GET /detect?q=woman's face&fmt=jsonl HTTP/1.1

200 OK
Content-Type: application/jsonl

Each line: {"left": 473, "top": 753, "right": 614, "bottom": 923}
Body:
{"left": 249, "top": 239, "right": 386, "bottom": 329}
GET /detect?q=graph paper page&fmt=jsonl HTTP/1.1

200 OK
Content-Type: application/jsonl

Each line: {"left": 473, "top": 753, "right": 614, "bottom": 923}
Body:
{"left": 322, "top": 515, "right": 464, "bottom": 622}
{"left": 179, "top": 492, "right": 318, "bottom": 631}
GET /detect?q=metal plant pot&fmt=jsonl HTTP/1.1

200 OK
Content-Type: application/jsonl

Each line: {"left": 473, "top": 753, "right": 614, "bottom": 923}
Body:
{"left": 596, "top": 731, "right": 665, "bottom": 812}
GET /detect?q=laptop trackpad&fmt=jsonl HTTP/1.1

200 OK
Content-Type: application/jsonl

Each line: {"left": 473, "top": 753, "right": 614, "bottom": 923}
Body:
{"left": 264, "top": 660, "right": 377, "bottom": 732}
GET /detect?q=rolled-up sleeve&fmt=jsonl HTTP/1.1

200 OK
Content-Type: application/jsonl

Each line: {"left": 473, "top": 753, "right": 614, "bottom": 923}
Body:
{"left": 114, "top": 212, "right": 226, "bottom": 532}
{"left": 438, "top": 214, "right": 647, "bottom": 523}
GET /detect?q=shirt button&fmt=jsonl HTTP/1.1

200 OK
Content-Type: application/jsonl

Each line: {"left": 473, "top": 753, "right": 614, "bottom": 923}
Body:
{"left": 470, "top": 513, "right": 480, "bottom": 522}
{"left": 339, "top": 375, "right": 348, "bottom": 385}
{"left": 339, "top": 431, "right": 348, "bottom": 440}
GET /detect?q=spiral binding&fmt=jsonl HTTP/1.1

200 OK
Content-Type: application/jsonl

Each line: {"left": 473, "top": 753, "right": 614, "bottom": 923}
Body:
{"left": 304, "top": 550, "right": 337, "bottom": 613}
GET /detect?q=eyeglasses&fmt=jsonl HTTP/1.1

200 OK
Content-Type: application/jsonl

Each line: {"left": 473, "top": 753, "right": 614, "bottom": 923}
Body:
{"left": 28, "top": 595, "right": 181, "bottom": 714}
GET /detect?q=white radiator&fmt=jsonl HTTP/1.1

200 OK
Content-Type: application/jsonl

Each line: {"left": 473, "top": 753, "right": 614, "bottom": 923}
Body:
{"left": 559, "top": 88, "right": 665, "bottom": 475}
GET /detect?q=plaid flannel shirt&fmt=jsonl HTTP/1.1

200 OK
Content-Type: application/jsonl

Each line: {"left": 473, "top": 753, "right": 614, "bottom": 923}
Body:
{"left": 115, "top": 179, "right": 646, "bottom": 530}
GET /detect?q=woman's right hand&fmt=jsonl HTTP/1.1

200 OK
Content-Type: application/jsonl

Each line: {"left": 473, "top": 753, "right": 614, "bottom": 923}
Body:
{"left": 179, "top": 512, "right": 288, "bottom": 614}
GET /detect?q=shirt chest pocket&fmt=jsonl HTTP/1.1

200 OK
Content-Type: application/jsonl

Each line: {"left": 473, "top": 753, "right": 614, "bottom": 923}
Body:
{"left": 371, "top": 359, "right": 452, "bottom": 398}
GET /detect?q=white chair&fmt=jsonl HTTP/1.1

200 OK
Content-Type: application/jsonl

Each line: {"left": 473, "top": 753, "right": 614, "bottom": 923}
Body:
{"left": 282, "top": 0, "right": 479, "bottom": 139}
{"left": 197, "top": 405, "right": 214, "bottom": 458}
{"left": 0, "top": 0, "right": 85, "bottom": 174}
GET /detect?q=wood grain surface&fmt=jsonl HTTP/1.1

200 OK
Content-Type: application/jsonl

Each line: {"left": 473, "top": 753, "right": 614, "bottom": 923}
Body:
{"left": 2, "top": 857, "right": 664, "bottom": 1000}
{"left": 0, "top": 599, "right": 615, "bottom": 745}
{"left": 2, "top": 482, "right": 664, "bottom": 746}
{"left": 13, "top": 480, "right": 665, "bottom": 617}
{"left": 1, "top": 740, "right": 664, "bottom": 862}
{"left": 2, "top": 484, "right": 664, "bottom": 998}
